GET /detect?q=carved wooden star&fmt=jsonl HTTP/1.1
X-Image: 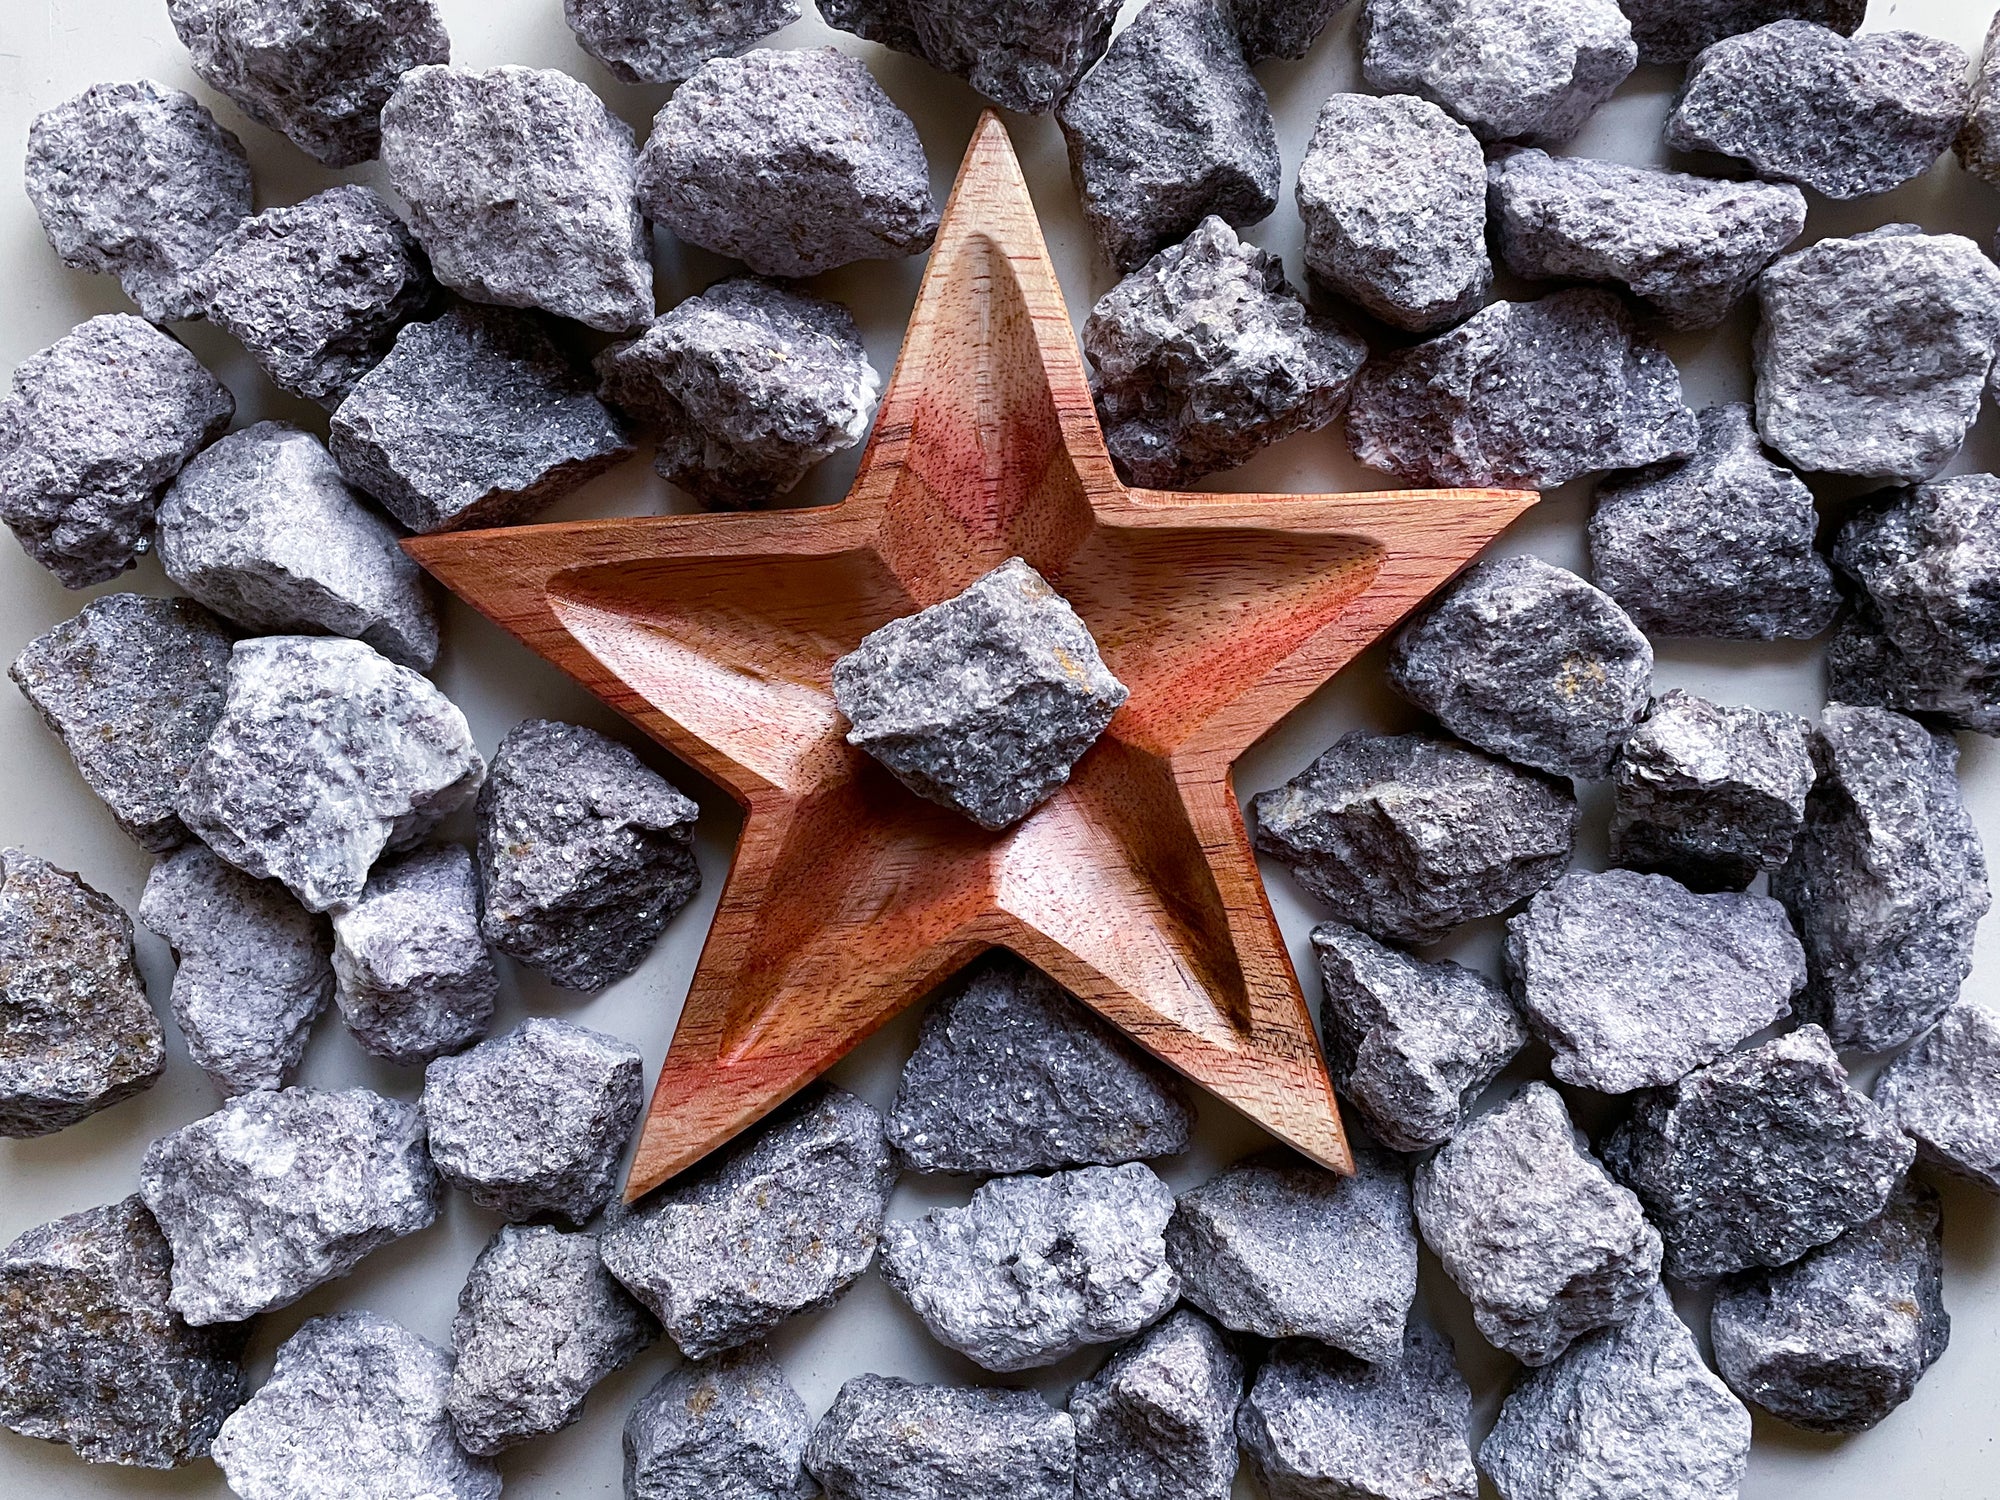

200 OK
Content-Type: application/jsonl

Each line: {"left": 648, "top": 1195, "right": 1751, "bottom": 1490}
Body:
{"left": 408, "top": 113, "right": 1535, "bottom": 1199}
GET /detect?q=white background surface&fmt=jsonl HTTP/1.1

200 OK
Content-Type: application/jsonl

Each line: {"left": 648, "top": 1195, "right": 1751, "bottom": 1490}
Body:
{"left": 2, "top": 0, "right": 1998, "bottom": 1496}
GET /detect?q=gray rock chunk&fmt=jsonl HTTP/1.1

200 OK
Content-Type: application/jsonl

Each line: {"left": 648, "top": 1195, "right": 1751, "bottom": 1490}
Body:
{"left": 806, "top": 1375, "right": 1075, "bottom": 1500}
{"left": 638, "top": 49, "right": 939, "bottom": 279}
{"left": 0, "top": 315, "right": 233, "bottom": 588}
{"left": 139, "top": 844, "right": 332, "bottom": 1095}
{"left": 566, "top": 0, "right": 800, "bottom": 83}
{"left": 884, "top": 950, "right": 1194, "bottom": 1175}
{"left": 331, "top": 843, "right": 495, "bottom": 1066}
{"left": 24, "top": 81, "right": 250, "bottom": 323}
{"left": 10, "top": 593, "right": 232, "bottom": 850}
{"left": 601, "top": 1085, "right": 894, "bottom": 1359}
{"left": 817, "top": 0, "right": 1118, "bottom": 112}
{"left": 1772, "top": 704, "right": 1990, "bottom": 1052}
{"left": 1085, "top": 216, "right": 1366, "bottom": 487}
{"left": 1070, "top": 1309, "right": 1242, "bottom": 1500}
{"left": 1387, "top": 555, "right": 1654, "bottom": 780}
{"left": 1620, "top": 0, "right": 1862, "bottom": 65}
{"left": 138, "top": 1086, "right": 439, "bottom": 1324}
{"left": 625, "top": 1344, "right": 816, "bottom": 1500}
{"left": 476, "top": 718, "right": 700, "bottom": 992}
{"left": 1229, "top": 0, "right": 1352, "bottom": 60}
{"left": 1960, "top": 13, "right": 2000, "bottom": 189}
{"left": 1874, "top": 999, "right": 2000, "bottom": 1193}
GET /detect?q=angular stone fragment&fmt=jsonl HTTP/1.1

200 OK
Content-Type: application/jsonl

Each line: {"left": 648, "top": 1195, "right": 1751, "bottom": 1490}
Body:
{"left": 1874, "top": 999, "right": 2000, "bottom": 1193}
{"left": 211, "top": 1311, "right": 498, "bottom": 1500}
{"left": 476, "top": 719, "right": 700, "bottom": 991}
{"left": 138, "top": 1086, "right": 439, "bottom": 1324}
{"left": 1070, "top": 1309, "right": 1242, "bottom": 1500}
{"left": 24, "top": 81, "right": 251, "bottom": 323}
{"left": 139, "top": 844, "right": 332, "bottom": 1095}
{"left": 818, "top": 0, "right": 1118, "bottom": 112}
{"left": 10, "top": 593, "right": 232, "bottom": 850}
{"left": 331, "top": 844, "right": 495, "bottom": 1066}
{"left": 1085, "top": 216, "right": 1366, "bottom": 487}
{"left": 602, "top": 1085, "right": 894, "bottom": 1359}
{"left": 1711, "top": 1182, "right": 1948, "bottom": 1434}
{"left": 638, "top": 49, "right": 939, "bottom": 279}
{"left": 806, "top": 1376, "right": 1075, "bottom": 1500}
{"left": 1619, "top": 0, "right": 1862, "bottom": 64}
{"left": 1667, "top": 23, "right": 1969, "bottom": 201}
{"left": 1348, "top": 289, "right": 1697, "bottom": 491}
{"left": 0, "top": 315, "right": 233, "bottom": 588}
{"left": 1960, "top": 13, "right": 2000, "bottom": 190}
{"left": 1229, "top": 0, "right": 1351, "bottom": 60}
{"left": 1414, "top": 1083, "right": 1661, "bottom": 1366}
{"left": 566, "top": 0, "right": 799, "bottom": 83}
{"left": 1387, "top": 556, "right": 1653, "bottom": 780}
{"left": 884, "top": 950, "right": 1194, "bottom": 1174}
{"left": 1772, "top": 705, "right": 1990, "bottom": 1052}
{"left": 1253, "top": 730, "right": 1577, "bottom": 944}
{"left": 597, "top": 278, "right": 879, "bottom": 510}
{"left": 625, "top": 1344, "right": 815, "bottom": 1500}
{"left": 833, "top": 558, "right": 1128, "bottom": 830}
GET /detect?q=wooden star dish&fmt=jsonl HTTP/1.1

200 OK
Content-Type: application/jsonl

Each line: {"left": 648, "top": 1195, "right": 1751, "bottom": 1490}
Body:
{"left": 408, "top": 113, "right": 1536, "bottom": 1200}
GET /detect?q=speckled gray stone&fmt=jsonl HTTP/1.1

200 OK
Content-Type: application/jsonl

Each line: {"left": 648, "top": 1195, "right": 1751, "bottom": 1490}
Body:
{"left": 1620, "top": 0, "right": 1862, "bottom": 64}
{"left": 1085, "top": 216, "right": 1366, "bottom": 488}
{"left": 638, "top": 49, "right": 938, "bottom": 280}
{"left": 602, "top": 1086, "right": 895, "bottom": 1359}
{"left": 1960, "top": 13, "right": 2000, "bottom": 189}
{"left": 884, "top": 950, "right": 1194, "bottom": 1175}
{"left": 421, "top": 1017, "right": 644, "bottom": 1225}
{"left": 24, "top": 81, "right": 251, "bottom": 323}
{"left": 1414, "top": 1084, "right": 1661, "bottom": 1366}
{"left": 139, "top": 844, "right": 332, "bottom": 1095}
{"left": 10, "top": 593, "right": 233, "bottom": 851}
{"left": 211, "top": 1311, "right": 498, "bottom": 1500}
{"left": 1229, "top": 0, "right": 1352, "bottom": 60}
{"left": 817, "top": 0, "right": 1118, "bottom": 112}
{"left": 331, "top": 843, "right": 495, "bottom": 1066}
{"left": 1874, "top": 999, "right": 2000, "bottom": 1193}
{"left": 566, "top": 0, "right": 799, "bottom": 83}
{"left": 1772, "top": 704, "right": 1990, "bottom": 1053}
{"left": 1387, "top": 556, "right": 1654, "bottom": 780}
{"left": 138, "top": 1086, "right": 439, "bottom": 1324}
{"left": 1069, "top": 1309, "right": 1242, "bottom": 1500}
{"left": 1253, "top": 731, "right": 1577, "bottom": 944}
{"left": 0, "top": 315, "right": 233, "bottom": 588}
{"left": 1667, "top": 23, "right": 1970, "bottom": 201}
{"left": 476, "top": 718, "right": 700, "bottom": 992}
{"left": 806, "top": 1376, "right": 1075, "bottom": 1500}
{"left": 625, "top": 1344, "right": 817, "bottom": 1500}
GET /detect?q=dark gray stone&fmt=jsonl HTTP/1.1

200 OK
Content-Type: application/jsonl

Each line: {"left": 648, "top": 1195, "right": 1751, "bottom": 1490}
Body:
{"left": 1874, "top": 999, "right": 2000, "bottom": 1193}
{"left": 817, "top": 0, "right": 1119, "bottom": 112}
{"left": 806, "top": 1376, "right": 1075, "bottom": 1500}
{"left": 1620, "top": 0, "right": 1862, "bottom": 64}
{"left": 625, "top": 1344, "right": 816, "bottom": 1500}
{"left": 331, "top": 843, "right": 495, "bottom": 1066}
{"left": 1229, "top": 0, "right": 1352, "bottom": 61}
{"left": 1960, "top": 12, "right": 2000, "bottom": 189}
{"left": 565, "top": 0, "right": 800, "bottom": 83}
{"left": 1069, "top": 1309, "right": 1242, "bottom": 1500}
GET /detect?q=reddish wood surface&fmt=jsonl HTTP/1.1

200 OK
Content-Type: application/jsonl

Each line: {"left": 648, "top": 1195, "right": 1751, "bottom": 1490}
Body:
{"left": 408, "top": 113, "right": 1537, "bottom": 1200}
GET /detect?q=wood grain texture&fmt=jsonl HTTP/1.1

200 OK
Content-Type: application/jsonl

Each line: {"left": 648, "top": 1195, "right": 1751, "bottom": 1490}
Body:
{"left": 407, "top": 113, "right": 1538, "bottom": 1199}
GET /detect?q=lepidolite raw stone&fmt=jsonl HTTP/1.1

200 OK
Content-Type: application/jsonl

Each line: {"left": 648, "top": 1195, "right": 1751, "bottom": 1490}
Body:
{"left": 331, "top": 843, "right": 496, "bottom": 1066}
{"left": 1620, "top": 0, "right": 1862, "bottom": 64}
{"left": 0, "top": 1197, "right": 246, "bottom": 1468}
{"left": 1230, "top": 0, "right": 1351, "bottom": 60}
{"left": 10, "top": 593, "right": 232, "bottom": 851}
{"left": 1603, "top": 1027, "right": 1914, "bottom": 1281}
{"left": 1084, "top": 216, "right": 1366, "bottom": 488}
{"left": 421, "top": 1017, "right": 644, "bottom": 1225}
{"left": 24, "top": 81, "right": 250, "bottom": 323}
{"left": 817, "top": 0, "right": 1118, "bottom": 113}
{"left": 596, "top": 278, "right": 880, "bottom": 510}
{"left": 1069, "top": 1309, "right": 1242, "bottom": 1500}
{"left": 638, "top": 49, "right": 939, "bottom": 280}
{"left": 566, "top": 0, "right": 799, "bottom": 83}
{"left": 211, "top": 1312, "right": 498, "bottom": 1500}
{"left": 138, "top": 1086, "right": 439, "bottom": 1324}
{"left": 0, "top": 315, "right": 233, "bottom": 588}
{"left": 139, "top": 844, "right": 332, "bottom": 1096}
{"left": 1711, "top": 1181, "right": 1948, "bottom": 1434}
{"left": 807, "top": 1376, "right": 1076, "bottom": 1500}
{"left": 1414, "top": 1083, "right": 1660, "bottom": 1366}
{"left": 476, "top": 718, "right": 700, "bottom": 992}
{"left": 1875, "top": 1000, "right": 2000, "bottom": 1192}
{"left": 884, "top": 950, "right": 1194, "bottom": 1175}
{"left": 0, "top": 851, "right": 162, "bottom": 1138}
{"left": 1772, "top": 704, "right": 1990, "bottom": 1053}
{"left": 625, "top": 1344, "right": 815, "bottom": 1500}
{"left": 602, "top": 1085, "right": 895, "bottom": 1359}
{"left": 1961, "top": 13, "right": 2000, "bottom": 188}
{"left": 1387, "top": 556, "right": 1653, "bottom": 780}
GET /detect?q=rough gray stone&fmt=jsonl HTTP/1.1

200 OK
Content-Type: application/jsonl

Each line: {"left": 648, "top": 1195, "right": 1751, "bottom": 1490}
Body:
{"left": 1772, "top": 704, "right": 1990, "bottom": 1053}
{"left": 1874, "top": 999, "right": 2000, "bottom": 1193}
{"left": 1711, "top": 1181, "right": 1948, "bottom": 1434}
{"left": 625, "top": 1344, "right": 816, "bottom": 1500}
{"left": 1588, "top": 402, "right": 1840, "bottom": 640}
{"left": 139, "top": 844, "right": 332, "bottom": 1095}
{"left": 1229, "top": 0, "right": 1352, "bottom": 60}
{"left": 1069, "top": 1309, "right": 1242, "bottom": 1500}
{"left": 0, "top": 850, "right": 163, "bottom": 1138}
{"left": 1387, "top": 555, "right": 1654, "bottom": 780}
{"left": 601, "top": 1085, "right": 895, "bottom": 1359}
{"left": 24, "top": 81, "right": 250, "bottom": 323}
{"left": 0, "top": 315, "right": 233, "bottom": 588}
{"left": 1667, "top": 23, "right": 1970, "bottom": 200}
{"left": 1253, "top": 730, "right": 1577, "bottom": 944}
{"left": 1414, "top": 1083, "right": 1661, "bottom": 1366}
{"left": 806, "top": 1375, "right": 1075, "bottom": 1499}
{"left": 1603, "top": 1027, "right": 1915, "bottom": 1282}
{"left": 1620, "top": 0, "right": 1862, "bottom": 64}
{"left": 1480, "top": 1286, "right": 1751, "bottom": 1500}
{"left": 138, "top": 1086, "right": 439, "bottom": 1324}
{"left": 566, "top": 0, "right": 800, "bottom": 83}
{"left": 1085, "top": 216, "right": 1366, "bottom": 487}
{"left": 331, "top": 843, "right": 495, "bottom": 1066}
{"left": 884, "top": 950, "right": 1194, "bottom": 1175}
{"left": 421, "top": 1016, "right": 644, "bottom": 1225}
{"left": 476, "top": 718, "right": 701, "bottom": 992}
{"left": 833, "top": 558, "right": 1128, "bottom": 831}
{"left": 1960, "top": 12, "right": 2000, "bottom": 190}
{"left": 9, "top": 593, "right": 233, "bottom": 850}
{"left": 211, "top": 1311, "right": 498, "bottom": 1500}
{"left": 1348, "top": 289, "right": 1698, "bottom": 491}
{"left": 817, "top": 0, "right": 1118, "bottom": 112}
{"left": 638, "top": 49, "right": 939, "bottom": 279}
{"left": 597, "top": 278, "right": 879, "bottom": 510}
